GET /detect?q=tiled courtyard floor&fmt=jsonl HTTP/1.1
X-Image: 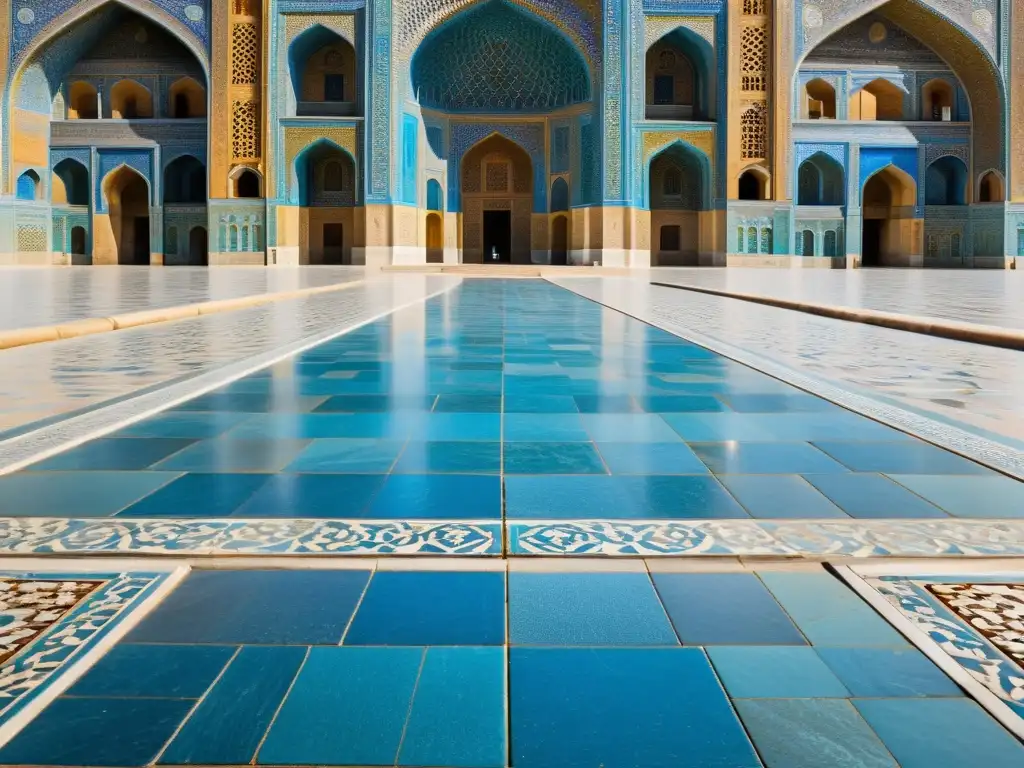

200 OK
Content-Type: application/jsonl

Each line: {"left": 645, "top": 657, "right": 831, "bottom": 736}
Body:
{"left": 0, "top": 275, "right": 1022, "bottom": 766}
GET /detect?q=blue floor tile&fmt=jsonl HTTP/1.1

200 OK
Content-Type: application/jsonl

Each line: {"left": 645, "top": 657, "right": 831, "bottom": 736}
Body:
{"left": 802, "top": 473, "right": 948, "bottom": 518}
{"left": 160, "top": 646, "right": 306, "bottom": 766}
{"left": 503, "top": 395, "right": 579, "bottom": 413}
{"left": 116, "top": 473, "right": 269, "bottom": 518}
{"left": 854, "top": 698, "right": 1024, "bottom": 768}
{"left": 114, "top": 412, "right": 251, "bottom": 438}
{"left": 691, "top": 442, "right": 850, "bottom": 474}
{"left": 257, "top": 647, "right": 422, "bottom": 766}
{"left": 511, "top": 647, "right": 760, "bottom": 768}
{"left": 30, "top": 438, "right": 197, "bottom": 471}
{"left": 224, "top": 412, "right": 422, "bottom": 440}
{"left": 231, "top": 473, "right": 386, "bottom": 517}
{"left": 759, "top": 572, "right": 909, "bottom": 647}
{"left": 344, "top": 571, "right": 505, "bottom": 645}
{"left": 503, "top": 442, "right": 607, "bottom": 474}
{"left": 393, "top": 441, "right": 501, "bottom": 473}
{"left": 640, "top": 395, "right": 728, "bottom": 413}
{"left": 369, "top": 474, "right": 501, "bottom": 519}
{"left": 509, "top": 572, "right": 677, "bottom": 645}
{"left": 720, "top": 393, "right": 841, "bottom": 413}
{"left": 0, "top": 697, "right": 194, "bottom": 767}
{"left": 653, "top": 573, "right": 806, "bottom": 645}
{"left": 398, "top": 647, "right": 506, "bottom": 768}
{"left": 717, "top": 474, "right": 847, "bottom": 518}
{"left": 816, "top": 647, "right": 964, "bottom": 698}
{"left": 152, "top": 438, "right": 311, "bottom": 472}
{"left": 573, "top": 395, "right": 643, "bottom": 413}
{"left": 313, "top": 394, "right": 437, "bottom": 412}
{"left": 707, "top": 646, "right": 850, "bottom": 697}
{"left": 614, "top": 475, "right": 749, "bottom": 518}
{"left": 503, "top": 413, "right": 589, "bottom": 441}
{"left": 284, "top": 438, "right": 406, "bottom": 473}
{"left": 411, "top": 413, "right": 502, "bottom": 441}
{"left": 887, "top": 474, "right": 1024, "bottom": 518}
{"left": 735, "top": 699, "right": 897, "bottom": 768}
{"left": 0, "top": 471, "right": 180, "bottom": 517}
{"left": 434, "top": 394, "right": 503, "bottom": 412}
{"left": 128, "top": 569, "right": 370, "bottom": 644}
{"left": 596, "top": 441, "right": 710, "bottom": 474}
{"left": 67, "top": 644, "right": 235, "bottom": 698}
{"left": 813, "top": 441, "right": 995, "bottom": 475}
{"left": 175, "top": 393, "right": 327, "bottom": 412}
{"left": 581, "top": 413, "right": 682, "bottom": 442}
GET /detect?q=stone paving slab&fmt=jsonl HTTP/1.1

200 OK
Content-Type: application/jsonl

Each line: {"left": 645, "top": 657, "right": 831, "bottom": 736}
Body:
{"left": 0, "top": 266, "right": 365, "bottom": 331}
{"left": 653, "top": 268, "right": 1024, "bottom": 331}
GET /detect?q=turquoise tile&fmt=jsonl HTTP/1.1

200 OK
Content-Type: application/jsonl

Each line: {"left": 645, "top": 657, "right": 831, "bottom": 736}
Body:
{"left": 0, "top": 471, "right": 180, "bottom": 517}
{"left": 503, "top": 442, "right": 607, "bottom": 473}
{"left": 160, "top": 646, "right": 306, "bottom": 765}
{"left": 29, "top": 438, "right": 197, "bottom": 471}
{"left": 512, "top": 647, "right": 760, "bottom": 768}
{"left": 691, "top": 442, "right": 849, "bottom": 474}
{"left": 653, "top": 573, "right": 806, "bottom": 645}
{"left": 434, "top": 394, "right": 503, "bottom": 412}
{"left": 721, "top": 393, "right": 841, "bottom": 413}
{"left": 509, "top": 572, "right": 678, "bottom": 645}
{"left": 573, "top": 395, "right": 643, "bottom": 413}
{"left": 232, "top": 473, "right": 385, "bottom": 517}
{"left": 412, "top": 413, "right": 502, "bottom": 441}
{"left": 504, "top": 395, "right": 579, "bottom": 413}
{"left": 369, "top": 474, "right": 501, "bottom": 519}
{"left": 735, "top": 699, "right": 897, "bottom": 768}
{"left": 117, "top": 473, "right": 269, "bottom": 518}
{"left": 581, "top": 413, "right": 682, "bottom": 442}
{"left": 257, "top": 647, "right": 423, "bottom": 766}
{"left": 284, "top": 438, "right": 406, "bottom": 472}
{"left": 67, "top": 644, "right": 234, "bottom": 698}
{"left": 802, "top": 473, "right": 948, "bottom": 518}
{"left": 114, "top": 411, "right": 251, "bottom": 438}
{"left": 759, "top": 572, "right": 909, "bottom": 647}
{"left": 504, "top": 413, "right": 589, "bottom": 441}
{"left": 596, "top": 441, "right": 710, "bottom": 474}
{"left": 661, "top": 413, "right": 780, "bottom": 441}
{"left": 816, "top": 648, "right": 963, "bottom": 697}
{"left": 0, "top": 697, "right": 194, "bottom": 767}
{"left": 813, "top": 441, "right": 994, "bottom": 475}
{"left": 855, "top": 698, "right": 1024, "bottom": 767}
{"left": 718, "top": 475, "right": 847, "bottom": 518}
{"left": 398, "top": 647, "right": 506, "bottom": 768}
{"left": 393, "top": 441, "right": 501, "bottom": 473}
{"left": 887, "top": 474, "right": 1024, "bottom": 518}
{"left": 707, "top": 646, "right": 850, "bottom": 697}
{"left": 152, "top": 438, "right": 311, "bottom": 472}
{"left": 344, "top": 571, "right": 505, "bottom": 645}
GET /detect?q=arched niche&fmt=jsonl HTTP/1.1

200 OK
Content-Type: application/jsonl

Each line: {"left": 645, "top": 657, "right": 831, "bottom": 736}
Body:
{"left": 737, "top": 168, "right": 768, "bottom": 200}
{"left": 924, "top": 156, "right": 967, "bottom": 205}
{"left": 169, "top": 77, "right": 206, "bottom": 118}
{"left": 460, "top": 133, "right": 534, "bottom": 263}
{"left": 164, "top": 155, "right": 206, "bottom": 204}
{"left": 410, "top": 1, "right": 590, "bottom": 113}
{"left": 231, "top": 167, "right": 262, "bottom": 199}
{"left": 861, "top": 165, "right": 917, "bottom": 267}
{"left": 551, "top": 214, "right": 569, "bottom": 265}
{"left": 53, "top": 158, "right": 90, "bottom": 206}
{"left": 978, "top": 170, "right": 1004, "bottom": 203}
{"left": 648, "top": 142, "right": 707, "bottom": 266}
{"left": 550, "top": 177, "right": 569, "bottom": 212}
{"left": 797, "top": 153, "right": 845, "bottom": 206}
{"left": 110, "top": 79, "right": 153, "bottom": 119}
{"left": 426, "top": 178, "right": 444, "bottom": 211}
{"left": 920, "top": 78, "right": 955, "bottom": 121}
{"left": 16, "top": 170, "right": 41, "bottom": 201}
{"left": 645, "top": 27, "right": 714, "bottom": 120}
{"left": 804, "top": 78, "right": 836, "bottom": 119}
{"left": 849, "top": 78, "right": 903, "bottom": 121}
{"left": 426, "top": 212, "right": 444, "bottom": 264}
{"left": 294, "top": 140, "right": 356, "bottom": 265}
{"left": 289, "top": 25, "right": 359, "bottom": 117}
{"left": 67, "top": 81, "right": 98, "bottom": 119}
{"left": 102, "top": 166, "right": 151, "bottom": 265}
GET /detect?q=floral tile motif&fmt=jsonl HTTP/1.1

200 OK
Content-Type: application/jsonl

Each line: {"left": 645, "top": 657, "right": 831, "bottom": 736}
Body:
{"left": 0, "top": 571, "right": 173, "bottom": 728}
{"left": 0, "top": 580, "right": 101, "bottom": 665}
{"left": 0, "top": 519, "right": 501, "bottom": 556}
{"left": 846, "top": 571, "right": 1024, "bottom": 739}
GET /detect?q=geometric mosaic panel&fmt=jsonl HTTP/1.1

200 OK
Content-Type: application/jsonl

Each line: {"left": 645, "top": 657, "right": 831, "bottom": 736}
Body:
{"left": 926, "top": 583, "right": 1024, "bottom": 663}
{"left": 0, "top": 580, "right": 100, "bottom": 665}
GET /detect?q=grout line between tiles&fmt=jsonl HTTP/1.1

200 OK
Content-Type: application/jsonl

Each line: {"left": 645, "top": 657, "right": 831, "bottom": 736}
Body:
{"left": 248, "top": 645, "right": 312, "bottom": 765}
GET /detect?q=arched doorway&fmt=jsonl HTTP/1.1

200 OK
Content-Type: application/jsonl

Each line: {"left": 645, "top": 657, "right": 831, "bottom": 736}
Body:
{"left": 104, "top": 167, "right": 151, "bottom": 265}
{"left": 234, "top": 168, "right": 262, "bottom": 198}
{"left": 459, "top": 134, "right": 534, "bottom": 264}
{"left": 649, "top": 142, "right": 706, "bottom": 266}
{"left": 164, "top": 155, "right": 207, "bottom": 265}
{"left": 737, "top": 169, "right": 767, "bottom": 200}
{"left": 551, "top": 215, "right": 568, "bottom": 266}
{"left": 189, "top": 227, "right": 208, "bottom": 266}
{"left": 861, "top": 166, "right": 916, "bottom": 267}
{"left": 924, "top": 156, "right": 967, "bottom": 205}
{"left": 71, "top": 226, "right": 87, "bottom": 257}
{"left": 426, "top": 213, "right": 443, "bottom": 264}
{"left": 53, "top": 159, "right": 89, "bottom": 205}
{"left": 978, "top": 171, "right": 1004, "bottom": 203}
{"left": 289, "top": 26, "right": 360, "bottom": 117}
{"left": 797, "top": 153, "right": 845, "bottom": 206}
{"left": 295, "top": 140, "right": 356, "bottom": 264}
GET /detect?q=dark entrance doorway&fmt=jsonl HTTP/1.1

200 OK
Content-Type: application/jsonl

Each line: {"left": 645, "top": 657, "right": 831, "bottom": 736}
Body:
{"left": 189, "top": 226, "right": 208, "bottom": 266}
{"left": 483, "top": 210, "right": 511, "bottom": 263}
{"left": 323, "top": 223, "right": 344, "bottom": 264}
{"left": 551, "top": 215, "right": 568, "bottom": 265}
{"left": 862, "top": 219, "right": 882, "bottom": 267}
{"left": 132, "top": 217, "right": 150, "bottom": 264}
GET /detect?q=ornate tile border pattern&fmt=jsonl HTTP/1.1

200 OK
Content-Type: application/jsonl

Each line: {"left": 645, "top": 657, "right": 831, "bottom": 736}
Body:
{"left": 0, "top": 519, "right": 502, "bottom": 556}
{"left": 550, "top": 278, "right": 1024, "bottom": 481}
{"left": 0, "top": 570, "right": 180, "bottom": 739}
{"left": 510, "top": 519, "right": 1024, "bottom": 557}
{"left": 839, "top": 565, "right": 1024, "bottom": 740}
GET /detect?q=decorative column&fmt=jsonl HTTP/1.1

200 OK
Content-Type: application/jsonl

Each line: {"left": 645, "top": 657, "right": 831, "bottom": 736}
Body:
{"left": 728, "top": 0, "right": 771, "bottom": 198}
{"left": 1011, "top": 0, "right": 1024, "bottom": 200}
{"left": 363, "top": 0, "right": 393, "bottom": 266}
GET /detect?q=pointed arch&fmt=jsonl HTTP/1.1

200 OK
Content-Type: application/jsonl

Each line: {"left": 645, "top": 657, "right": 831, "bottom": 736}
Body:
{"left": 101, "top": 165, "right": 151, "bottom": 265}
{"left": 977, "top": 170, "right": 1004, "bottom": 203}
{"left": 109, "top": 79, "right": 153, "bottom": 119}
{"left": 645, "top": 26, "right": 715, "bottom": 120}
{"left": 737, "top": 166, "right": 769, "bottom": 200}
{"left": 924, "top": 155, "right": 967, "bottom": 205}
{"left": 797, "top": 152, "right": 845, "bottom": 206}
{"left": 861, "top": 163, "right": 917, "bottom": 207}
{"left": 16, "top": 169, "right": 41, "bottom": 201}
{"left": 426, "top": 178, "right": 444, "bottom": 212}
{"left": 293, "top": 138, "right": 356, "bottom": 206}
{"left": 550, "top": 177, "right": 570, "bottom": 212}
{"left": 804, "top": 78, "right": 836, "bottom": 119}
{"left": 230, "top": 166, "right": 262, "bottom": 198}
{"left": 168, "top": 76, "right": 206, "bottom": 118}
{"left": 164, "top": 155, "right": 206, "bottom": 204}
{"left": 53, "top": 158, "right": 90, "bottom": 205}
{"left": 644, "top": 139, "right": 711, "bottom": 210}
{"left": 288, "top": 24, "right": 358, "bottom": 116}
{"left": 849, "top": 78, "right": 904, "bottom": 120}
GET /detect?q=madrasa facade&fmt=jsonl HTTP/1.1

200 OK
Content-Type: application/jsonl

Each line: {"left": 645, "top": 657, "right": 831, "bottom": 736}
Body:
{"left": 0, "top": 0, "right": 1021, "bottom": 269}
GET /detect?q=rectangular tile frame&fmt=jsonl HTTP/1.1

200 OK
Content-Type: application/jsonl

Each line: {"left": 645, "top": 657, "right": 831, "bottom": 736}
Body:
{"left": 0, "top": 565, "right": 187, "bottom": 748}
{"left": 837, "top": 562, "right": 1024, "bottom": 741}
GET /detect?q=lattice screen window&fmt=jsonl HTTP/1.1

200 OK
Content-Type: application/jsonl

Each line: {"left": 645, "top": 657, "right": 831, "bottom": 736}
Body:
{"left": 741, "top": 102, "right": 767, "bottom": 159}
{"left": 231, "top": 101, "right": 261, "bottom": 159}
{"left": 741, "top": 26, "right": 768, "bottom": 91}
{"left": 485, "top": 162, "right": 509, "bottom": 192}
{"left": 17, "top": 226, "right": 47, "bottom": 252}
{"left": 231, "top": 24, "right": 259, "bottom": 85}
{"left": 742, "top": 0, "right": 765, "bottom": 14}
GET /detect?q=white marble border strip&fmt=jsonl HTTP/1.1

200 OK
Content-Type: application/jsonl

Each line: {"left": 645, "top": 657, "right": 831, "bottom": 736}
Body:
{"left": 0, "top": 566, "right": 188, "bottom": 748}
{"left": 0, "top": 518, "right": 502, "bottom": 557}
{"left": 0, "top": 278, "right": 462, "bottom": 477}
{"left": 836, "top": 565, "right": 1024, "bottom": 741}
{"left": 550, "top": 278, "right": 1024, "bottom": 481}
{"left": 509, "top": 519, "right": 1024, "bottom": 557}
